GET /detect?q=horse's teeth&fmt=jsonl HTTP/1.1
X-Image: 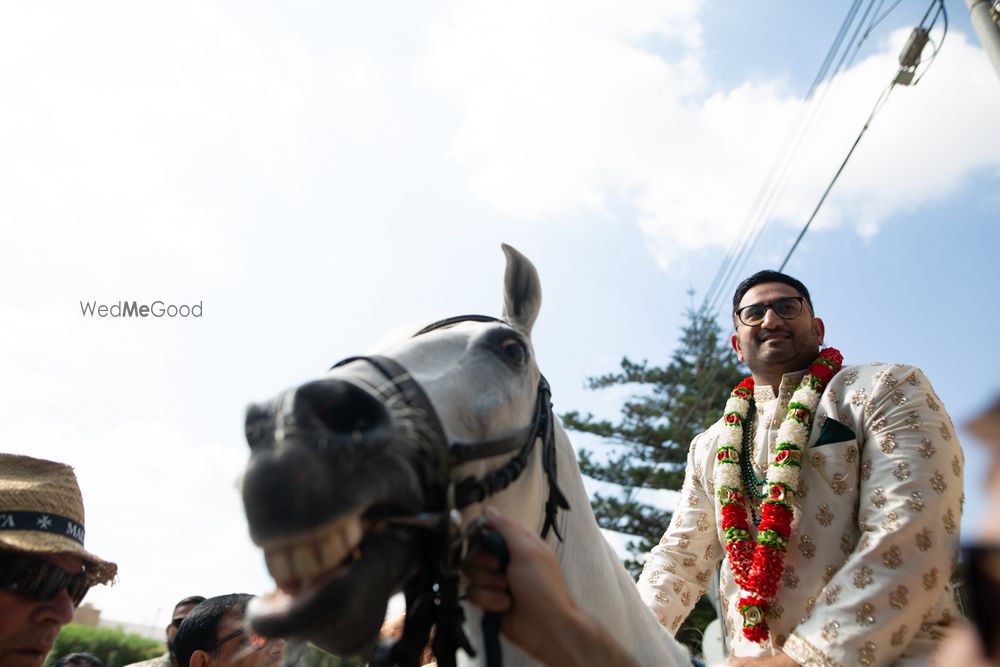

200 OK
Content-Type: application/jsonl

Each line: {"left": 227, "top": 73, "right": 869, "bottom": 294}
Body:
{"left": 293, "top": 545, "right": 321, "bottom": 577}
{"left": 265, "top": 550, "right": 292, "bottom": 582}
{"left": 345, "top": 518, "right": 363, "bottom": 548}
{"left": 321, "top": 531, "right": 346, "bottom": 569}
{"left": 260, "top": 512, "right": 367, "bottom": 586}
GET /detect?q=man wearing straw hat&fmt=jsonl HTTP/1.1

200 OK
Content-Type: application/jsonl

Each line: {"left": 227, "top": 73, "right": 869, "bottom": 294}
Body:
{"left": 0, "top": 453, "right": 117, "bottom": 667}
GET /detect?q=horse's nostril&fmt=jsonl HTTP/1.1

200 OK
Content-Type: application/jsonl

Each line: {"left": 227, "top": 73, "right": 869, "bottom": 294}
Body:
{"left": 293, "top": 379, "right": 391, "bottom": 438}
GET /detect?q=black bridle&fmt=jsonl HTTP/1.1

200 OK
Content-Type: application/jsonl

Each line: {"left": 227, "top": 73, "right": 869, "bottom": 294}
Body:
{"left": 331, "top": 314, "right": 569, "bottom": 667}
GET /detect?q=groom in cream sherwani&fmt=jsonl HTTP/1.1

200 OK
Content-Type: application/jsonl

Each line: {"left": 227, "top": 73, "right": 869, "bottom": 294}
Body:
{"left": 637, "top": 270, "right": 963, "bottom": 667}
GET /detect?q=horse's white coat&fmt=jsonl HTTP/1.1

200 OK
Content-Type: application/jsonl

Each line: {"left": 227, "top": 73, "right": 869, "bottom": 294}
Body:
{"left": 342, "top": 245, "right": 692, "bottom": 667}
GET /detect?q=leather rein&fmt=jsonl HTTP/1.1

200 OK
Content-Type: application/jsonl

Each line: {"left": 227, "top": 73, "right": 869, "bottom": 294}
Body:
{"left": 331, "top": 314, "right": 569, "bottom": 667}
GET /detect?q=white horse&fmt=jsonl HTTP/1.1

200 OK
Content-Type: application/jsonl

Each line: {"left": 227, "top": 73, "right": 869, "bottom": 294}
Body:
{"left": 240, "top": 245, "right": 692, "bottom": 667}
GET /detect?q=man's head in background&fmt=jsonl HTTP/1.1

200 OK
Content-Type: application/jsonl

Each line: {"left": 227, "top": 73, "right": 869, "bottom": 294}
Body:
{"left": 0, "top": 454, "right": 117, "bottom": 667}
{"left": 168, "top": 596, "right": 206, "bottom": 665}
{"left": 173, "top": 594, "right": 285, "bottom": 667}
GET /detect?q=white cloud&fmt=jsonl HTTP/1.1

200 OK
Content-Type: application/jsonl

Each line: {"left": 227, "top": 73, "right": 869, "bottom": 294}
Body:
{"left": 0, "top": 2, "right": 301, "bottom": 277}
{"left": 424, "top": 5, "right": 1000, "bottom": 267}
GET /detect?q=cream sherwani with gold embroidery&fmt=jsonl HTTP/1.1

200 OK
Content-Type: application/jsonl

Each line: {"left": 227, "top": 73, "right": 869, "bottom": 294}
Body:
{"left": 636, "top": 363, "right": 963, "bottom": 666}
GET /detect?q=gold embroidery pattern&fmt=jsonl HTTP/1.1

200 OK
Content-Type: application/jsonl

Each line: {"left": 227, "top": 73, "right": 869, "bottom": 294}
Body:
{"left": 704, "top": 543, "right": 716, "bottom": 560}
{"left": 844, "top": 369, "right": 859, "bottom": 385}
{"left": 918, "top": 438, "right": 936, "bottom": 460}
{"left": 923, "top": 568, "right": 939, "bottom": 591}
{"left": 817, "top": 504, "right": 834, "bottom": 526}
{"left": 696, "top": 514, "right": 709, "bottom": 532}
{"left": 846, "top": 445, "right": 858, "bottom": 462}
{"left": 952, "top": 454, "right": 961, "bottom": 477}
{"left": 882, "top": 511, "right": 900, "bottom": 531}
{"left": 905, "top": 411, "right": 922, "bottom": 430}
{"left": 893, "top": 461, "right": 911, "bottom": 481}
{"left": 861, "top": 459, "right": 874, "bottom": 480}
{"left": 850, "top": 388, "right": 867, "bottom": 407}
{"left": 855, "top": 603, "right": 876, "bottom": 626}
{"left": 930, "top": 471, "right": 947, "bottom": 494}
{"left": 891, "top": 389, "right": 907, "bottom": 406}
{"left": 799, "top": 534, "right": 816, "bottom": 559}
{"left": 840, "top": 533, "right": 853, "bottom": 555}
{"left": 878, "top": 371, "right": 898, "bottom": 389}
{"left": 853, "top": 565, "right": 874, "bottom": 589}
{"left": 682, "top": 556, "right": 696, "bottom": 568}
{"left": 686, "top": 492, "right": 699, "bottom": 508}
{"left": 940, "top": 423, "right": 952, "bottom": 441}
{"left": 825, "top": 564, "right": 838, "bottom": 584}
{"left": 927, "top": 395, "right": 940, "bottom": 411}
{"left": 916, "top": 528, "right": 932, "bottom": 551}
{"left": 825, "top": 584, "right": 842, "bottom": 604}
{"left": 655, "top": 590, "right": 670, "bottom": 605}
{"left": 870, "top": 488, "right": 886, "bottom": 508}
{"left": 783, "top": 565, "right": 800, "bottom": 589}
{"left": 871, "top": 414, "right": 888, "bottom": 432}
{"left": 696, "top": 570, "right": 710, "bottom": 585}
{"left": 883, "top": 545, "right": 902, "bottom": 569}
{"left": 906, "top": 491, "right": 925, "bottom": 513}
{"left": 678, "top": 534, "right": 691, "bottom": 549}
{"left": 858, "top": 642, "right": 877, "bottom": 667}
{"left": 891, "top": 625, "right": 908, "bottom": 646}
{"left": 821, "top": 621, "right": 839, "bottom": 642}
{"left": 831, "top": 473, "right": 848, "bottom": 495}
{"left": 889, "top": 585, "right": 909, "bottom": 609}
{"left": 771, "top": 600, "right": 784, "bottom": 620}
{"left": 907, "top": 374, "right": 920, "bottom": 386}
{"left": 811, "top": 452, "right": 826, "bottom": 469}
{"left": 944, "top": 509, "right": 957, "bottom": 535}
{"left": 672, "top": 579, "right": 684, "bottom": 594}
{"left": 681, "top": 590, "right": 692, "bottom": 606}
{"left": 878, "top": 432, "right": 897, "bottom": 454}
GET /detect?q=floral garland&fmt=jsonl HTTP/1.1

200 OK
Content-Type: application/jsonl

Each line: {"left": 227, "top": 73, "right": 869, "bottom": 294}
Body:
{"left": 714, "top": 347, "right": 843, "bottom": 642}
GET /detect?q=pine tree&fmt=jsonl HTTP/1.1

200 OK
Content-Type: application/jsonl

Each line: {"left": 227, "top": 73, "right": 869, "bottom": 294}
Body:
{"left": 561, "top": 304, "right": 746, "bottom": 650}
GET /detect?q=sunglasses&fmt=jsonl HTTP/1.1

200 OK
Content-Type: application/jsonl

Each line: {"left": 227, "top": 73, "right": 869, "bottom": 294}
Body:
{"left": 962, "top": 545, "right": 1000, "bottom": 660}
{"left": 0, "top": 551, "right": 92, "bottom": 607}
{"left": 204, "top": 627, "right": 269, "bottom": 653}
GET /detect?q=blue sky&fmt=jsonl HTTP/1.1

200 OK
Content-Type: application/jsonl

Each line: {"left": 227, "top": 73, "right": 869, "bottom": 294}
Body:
{"left": 0, "top": 1, "right": 998, "bottom": 629}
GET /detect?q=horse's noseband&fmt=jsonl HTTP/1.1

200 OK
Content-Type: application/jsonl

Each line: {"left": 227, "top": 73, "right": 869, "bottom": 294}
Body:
{"left": 330, "top": 314, "right": 570, "bottom": 667}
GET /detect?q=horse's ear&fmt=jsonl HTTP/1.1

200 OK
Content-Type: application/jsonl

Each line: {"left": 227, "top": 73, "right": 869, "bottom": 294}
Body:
{"left": 501, "top": 243, "right": 541, "bottom": 336}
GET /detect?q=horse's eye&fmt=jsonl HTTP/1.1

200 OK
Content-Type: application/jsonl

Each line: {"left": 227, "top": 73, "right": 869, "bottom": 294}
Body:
{"left": 498, "top": 338, "right": 528, "bottom": 367}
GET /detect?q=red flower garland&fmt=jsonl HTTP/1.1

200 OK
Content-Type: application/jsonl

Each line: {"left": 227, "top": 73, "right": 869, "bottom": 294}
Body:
{"left": 716, "top": 348, "right": 843, "bottom": 642}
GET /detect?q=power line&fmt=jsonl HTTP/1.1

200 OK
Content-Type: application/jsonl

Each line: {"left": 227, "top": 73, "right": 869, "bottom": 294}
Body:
{"left": 700, "top": 1, "right": 870, "bottom": 314}
{"left": 779, "top": 81, "right": 895, "bottom": 271}
{"left": 680, "top": 0, "right": 939, "bottom": 437}
{"left": 779, "top": 0, "right": 947, "bottom": 268}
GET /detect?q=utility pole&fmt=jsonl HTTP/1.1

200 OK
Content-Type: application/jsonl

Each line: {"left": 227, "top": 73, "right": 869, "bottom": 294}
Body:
{"left": 965, "top": 0, "right": 1000, "bottom": 80}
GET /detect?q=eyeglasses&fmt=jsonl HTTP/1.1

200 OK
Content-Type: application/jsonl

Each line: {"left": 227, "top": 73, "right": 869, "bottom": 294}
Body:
{"left": 962, "top": 545, "right": 1000, "bottom": 660}
{"left": 734, "top": 296, "right": 807, "bottom": 326}
{"left": 204, "top": 628, "right": 269, "bottom": 653}
{"left": 0, "top": 552, "right": 92, "bottom": 607}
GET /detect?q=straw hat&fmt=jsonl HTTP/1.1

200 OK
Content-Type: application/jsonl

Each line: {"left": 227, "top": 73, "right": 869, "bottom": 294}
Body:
{"left": 0, "top": 453, "right": 117, "bottom": 584}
